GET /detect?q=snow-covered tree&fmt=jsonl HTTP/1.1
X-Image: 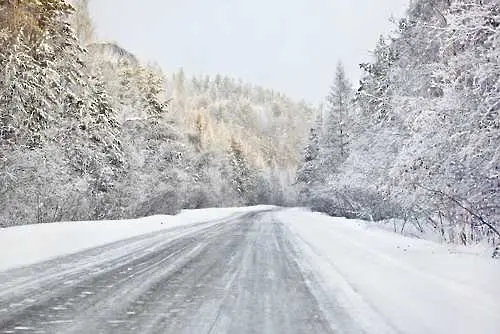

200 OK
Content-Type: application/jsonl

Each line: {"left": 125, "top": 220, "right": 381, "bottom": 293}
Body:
{"left": 0, "top": 0, "right": 127, "bottom": 224}
{"left": 228, "top": 137, "right": 256, "bottom": 202}
{"left": 322, "top": 61, "right": 352, "bottom": 168}
{"left": 298, "top": 0, "right": 499, "bottom": 248}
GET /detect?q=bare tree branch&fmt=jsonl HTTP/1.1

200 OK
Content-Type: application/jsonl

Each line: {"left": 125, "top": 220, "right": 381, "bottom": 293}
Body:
{"left": 416, "top": 183, "right": 500, "bottom": 239}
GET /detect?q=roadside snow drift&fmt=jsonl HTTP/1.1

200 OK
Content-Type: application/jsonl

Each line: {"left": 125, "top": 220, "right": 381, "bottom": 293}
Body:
{"left": 277, "top": 209, "right": 500, "bottom": 334}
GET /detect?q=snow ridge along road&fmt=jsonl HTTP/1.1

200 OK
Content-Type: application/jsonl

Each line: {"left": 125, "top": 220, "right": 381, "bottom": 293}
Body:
{"left": 1, "top": 208, "right": 499, "bottom": 333}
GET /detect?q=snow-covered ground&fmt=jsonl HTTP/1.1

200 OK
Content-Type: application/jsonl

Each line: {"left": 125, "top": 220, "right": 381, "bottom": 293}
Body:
{"left": 1, "top": 206, "right": 498, "bottom": 334}
{"left": 277, "top": 208, "right": 500, "bottom": 334}
{"left": 0, "top": 205, "right": 275, "bottom": 272}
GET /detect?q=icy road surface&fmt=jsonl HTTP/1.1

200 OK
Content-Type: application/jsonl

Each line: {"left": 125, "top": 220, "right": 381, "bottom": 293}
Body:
{"left": 0, "top": 211, "right": 334, "bottom": 334}
{"left": 1, "top": 208, "right": 499, "bottom": 334}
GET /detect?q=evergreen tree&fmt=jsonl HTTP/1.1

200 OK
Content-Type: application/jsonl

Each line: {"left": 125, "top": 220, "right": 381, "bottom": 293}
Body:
{"left": 321, "top": 61, "right": 352, "bottom": 173}
{"left": 228, "top": 138, "right": 255, "bottom": 202}
{"left": 357, "top": 36, "right": 398, "bottom": 121}
{"left": 296, "top": 114, "right": 321, "bottom": 186}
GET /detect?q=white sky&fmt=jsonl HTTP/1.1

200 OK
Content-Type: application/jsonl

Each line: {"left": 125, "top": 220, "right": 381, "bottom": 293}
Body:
{"left": 90, "top": 0, "right": 410, "bottom": 103}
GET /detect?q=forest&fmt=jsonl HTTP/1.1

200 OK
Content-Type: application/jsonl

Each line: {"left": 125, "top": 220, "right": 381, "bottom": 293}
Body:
{"left": 296, "top": 0, "right": 499, "bottom": 246}
{"left": 0, "top": 0, "right": 312, "bottom": 225}
{"left": 0, "top": 0, "right": 498, "bottom": 248}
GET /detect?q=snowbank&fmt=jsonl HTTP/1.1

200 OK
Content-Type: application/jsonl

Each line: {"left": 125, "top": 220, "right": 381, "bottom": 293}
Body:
{"left": 277, "top": 208, "right": 500, "bottom": 334}
{"left": 0, "top": 205, "right": 274, "bottom": 272}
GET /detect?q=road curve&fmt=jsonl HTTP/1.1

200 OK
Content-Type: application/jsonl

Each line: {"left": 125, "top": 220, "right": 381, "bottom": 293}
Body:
{"left": 0, "top": 212, "right": 353, "bottom": 334}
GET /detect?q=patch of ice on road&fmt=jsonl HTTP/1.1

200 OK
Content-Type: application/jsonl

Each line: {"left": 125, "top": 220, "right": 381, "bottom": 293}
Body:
{"left": 277, "top": 209, "right": 500, "bottom": 334}
{"left": 0, "top": 206, "right": 274, "bottom": 272}
{"left": 50, "top": 306, "right": 67, "bottom": 311}
{"left": 13, "top": 327, "right": 35, "bottom": 331}
{"left": 41, "top": 320, "right": 73, "bottom": 325}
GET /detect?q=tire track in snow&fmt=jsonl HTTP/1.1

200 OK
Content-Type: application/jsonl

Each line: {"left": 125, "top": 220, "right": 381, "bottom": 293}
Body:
{"left": 0, "top": 211, "right": 344, "bottom": 334}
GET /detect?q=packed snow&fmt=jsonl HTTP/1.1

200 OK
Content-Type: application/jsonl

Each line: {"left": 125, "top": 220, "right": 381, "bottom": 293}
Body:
{"left": 277, "top": 208, "right": 500, "bottom": 334}
{"left": 1, "top": 206, "right": 498, "bottom": 334}
{"left": 0, "top": 206, "right": 275, "bottom": 272}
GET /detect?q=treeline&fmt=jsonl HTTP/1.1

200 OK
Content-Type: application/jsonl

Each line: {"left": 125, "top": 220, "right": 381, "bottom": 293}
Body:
{"left": 3, "top": 0, "right": 497, "bottom": 248}
{"left": 0, "top": 0, "right": 312, "bottom": 226}
{"left": 296, "top": 0, "right": 499, "bottom": 246}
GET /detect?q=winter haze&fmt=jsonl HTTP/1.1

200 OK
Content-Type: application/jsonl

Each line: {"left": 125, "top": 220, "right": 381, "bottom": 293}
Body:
{"left": 1, "top": 1, "right": 499, "bottom": 333}
{"left": 90, "top": 0, "right": 410, "bottom": 102}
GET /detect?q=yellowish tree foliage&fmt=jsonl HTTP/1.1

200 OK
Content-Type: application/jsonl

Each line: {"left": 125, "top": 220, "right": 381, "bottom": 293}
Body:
{"left": 0, "top": 0, "right": 73, "bottom": 42}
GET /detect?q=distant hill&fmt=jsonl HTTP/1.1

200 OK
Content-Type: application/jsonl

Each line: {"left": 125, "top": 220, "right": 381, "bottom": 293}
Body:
{"left": 86, "top": 42, "right": 139, "bottom": 65}
{"left": 168, "top": 70, "right": 314, "bottom": 169}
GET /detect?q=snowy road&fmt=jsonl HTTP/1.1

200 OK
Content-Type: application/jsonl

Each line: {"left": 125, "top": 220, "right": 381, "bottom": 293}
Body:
{"left": 1, "top": 209, "right": 499, "bottom": 334}
{"left": 0, "top": 211, "right": 337, "bottom": 334}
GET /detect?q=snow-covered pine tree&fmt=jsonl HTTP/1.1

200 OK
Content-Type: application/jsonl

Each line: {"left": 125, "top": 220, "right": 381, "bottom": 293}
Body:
{"left": 357, "top": 36, "right": 397, "bottom": 121}
{"left": 295, "top": 123, "right": 321, "bottom": 205}
{"left": 320, "top": 61, "right": 352, "bottom": 174}
{"left": 296, "top": 126, "right": 320, "bottom": 185}
{"left": 0, "top": 0, "right": 79, "bottom": 147}
{"left": 228, "top": 137, "right": 255, "bottom": 203}
{"left": 0, "top": 0, "right": 125, "bottom": 224}
{"left": 295, "top": 104, "right": 323, "bottom": 200}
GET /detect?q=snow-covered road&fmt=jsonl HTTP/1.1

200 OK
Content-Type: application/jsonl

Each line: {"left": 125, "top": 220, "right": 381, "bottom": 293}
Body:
{"left": 1, "top": 208, "right": 499, "bottom": 333}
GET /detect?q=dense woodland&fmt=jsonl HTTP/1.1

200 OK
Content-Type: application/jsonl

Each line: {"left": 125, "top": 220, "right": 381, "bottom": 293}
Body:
{"left": 0, "top": 0, "right": 311, "bottom": 226}
{"left": 296, "top": 0, "right": 499, "bottom": 246}
{"left": 0, "top": 0, "right": 498, "bottom": 248}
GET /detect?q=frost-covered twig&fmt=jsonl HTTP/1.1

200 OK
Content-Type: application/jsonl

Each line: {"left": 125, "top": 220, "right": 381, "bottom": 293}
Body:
{"left": 416, "top": 183, "right": 500, "bottom": 240}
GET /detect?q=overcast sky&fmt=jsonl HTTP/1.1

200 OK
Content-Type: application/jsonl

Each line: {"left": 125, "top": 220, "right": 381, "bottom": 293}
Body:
{"left": 90, "top": 0, "right": 409, "bottom": 103}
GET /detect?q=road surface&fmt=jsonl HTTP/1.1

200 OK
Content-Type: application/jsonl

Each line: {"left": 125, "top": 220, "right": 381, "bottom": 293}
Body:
{"left": 0, "top": 211, "right": 355, "bottom": 334}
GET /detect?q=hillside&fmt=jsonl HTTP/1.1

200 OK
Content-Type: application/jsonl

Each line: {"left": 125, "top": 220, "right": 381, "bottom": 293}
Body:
{"left": 0, "top": 0, "right": 312, "bottom": 226}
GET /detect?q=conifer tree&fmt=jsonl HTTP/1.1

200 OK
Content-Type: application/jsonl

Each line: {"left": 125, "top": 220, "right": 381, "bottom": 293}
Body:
{"left": 321, "top": 61, "right": 352, "bottom": 172}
